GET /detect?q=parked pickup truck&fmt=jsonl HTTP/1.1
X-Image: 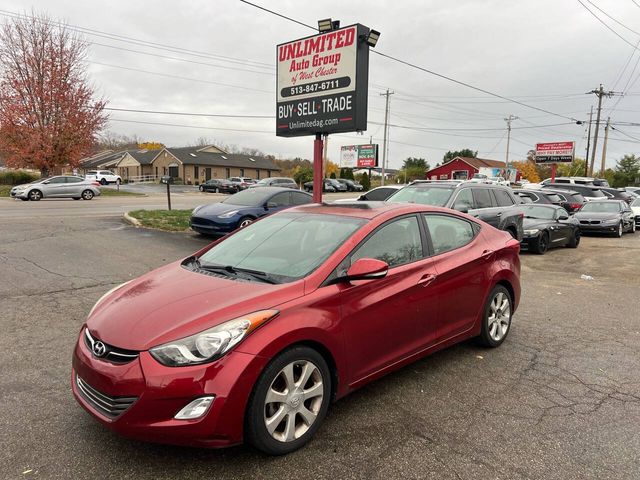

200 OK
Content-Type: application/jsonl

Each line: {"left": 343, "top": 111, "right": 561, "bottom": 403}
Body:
{"left": 386, "top": 180, "right": 524, "bottom": 240}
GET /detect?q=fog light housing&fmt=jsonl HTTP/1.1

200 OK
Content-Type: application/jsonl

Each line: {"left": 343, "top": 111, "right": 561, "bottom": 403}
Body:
{"left": 174, "top": 396, "right": 215, "bottom": 420}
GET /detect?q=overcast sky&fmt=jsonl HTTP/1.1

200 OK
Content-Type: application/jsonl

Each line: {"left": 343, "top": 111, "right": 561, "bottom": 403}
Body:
{"left": 3, "top": 0, "right": 640, "bottom": 170}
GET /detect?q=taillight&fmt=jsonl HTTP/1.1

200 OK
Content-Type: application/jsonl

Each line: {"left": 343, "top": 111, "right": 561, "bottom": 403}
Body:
{"left": 571, "top": 203, "right": 582, "bottom": 210}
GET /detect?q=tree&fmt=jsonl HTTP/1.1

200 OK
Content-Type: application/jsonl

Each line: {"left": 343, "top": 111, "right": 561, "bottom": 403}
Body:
{"left": 360, "top": 172, "right": 370, "bottom": 191}
{"left": 292, "top": 166, "right": 313, "bottom": 185}
{"left": 510, "top": 160, "right": 540, "bottom": 183}
{"left": 325, "top": 160, "right": 339, "bottom": 178}
{"left": 138, "top": 141, "right": 164, "bottom": 150}
{"left": 443, "top": 149, "right": 477, "bottom": 163}
{"left": 612, "top": 154, "right": 640, "bottom": 187}
{"left": 399, "top": 157, "right": 430, "bottom": 182}
{"left": 0, "top": 12, "right": 107, "bottom": 176}
{"left": 339, "top": 167, "right": 354, "bottom": 180}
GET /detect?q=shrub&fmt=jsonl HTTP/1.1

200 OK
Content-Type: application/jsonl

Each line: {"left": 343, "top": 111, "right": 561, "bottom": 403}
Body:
{"left": 360, "top": 172, "right": 370, "bottom": 191}
{"left": 0, "top": 170, "right": 41, "bottom": 185}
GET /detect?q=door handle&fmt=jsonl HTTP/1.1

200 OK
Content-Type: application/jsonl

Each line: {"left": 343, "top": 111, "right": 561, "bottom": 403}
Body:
{"left": 481, "top": 249, "right": 494, "bottom": 259}
{"left": 417, "top": 274, "right": 437, "bottom": 287}
{"left": 496, "top": 212, "right": 502, "bottom": 217}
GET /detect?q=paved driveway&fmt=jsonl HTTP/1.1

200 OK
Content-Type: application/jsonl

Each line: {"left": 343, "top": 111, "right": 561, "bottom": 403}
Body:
{"left": 1, "top": 216, "right": 638, "bottom": 479}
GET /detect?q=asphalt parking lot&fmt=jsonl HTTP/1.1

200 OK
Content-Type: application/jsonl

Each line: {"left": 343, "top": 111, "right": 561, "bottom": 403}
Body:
{"left": 1, "top": 206, "right": 639, "bottom": 479}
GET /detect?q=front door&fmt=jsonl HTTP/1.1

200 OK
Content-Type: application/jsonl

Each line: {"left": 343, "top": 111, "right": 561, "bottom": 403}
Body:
{"left": 338, "top": 216, "right": 440, "bottom": 384}
{"left": 205, "top": 168, "right": 211, "bottom": 181}
{"left": 168, "top": 166, "right": 179, "bottom": 179}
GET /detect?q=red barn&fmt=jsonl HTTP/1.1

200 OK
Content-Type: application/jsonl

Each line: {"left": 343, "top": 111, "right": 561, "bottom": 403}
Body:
{"left": 425, "top": 157, "right": 520, "bottom": 182}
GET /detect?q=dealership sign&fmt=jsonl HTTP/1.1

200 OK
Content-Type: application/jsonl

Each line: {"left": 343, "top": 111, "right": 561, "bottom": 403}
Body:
{"left": 276, "top": 24, "right": 370, "bottom": 137}
{"left": 340, "top": 144, "right": 378, "bottom": 168}
{"left": 535, "top": 141, "right": 575, "bottom": 164}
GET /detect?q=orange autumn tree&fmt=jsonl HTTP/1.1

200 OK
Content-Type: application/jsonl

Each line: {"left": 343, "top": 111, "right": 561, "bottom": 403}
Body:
{"left": 511, "top": 160, "right": 540, "bottom": 183}
{"left": 0, "top": 12, "right": 107, "bottom": 176}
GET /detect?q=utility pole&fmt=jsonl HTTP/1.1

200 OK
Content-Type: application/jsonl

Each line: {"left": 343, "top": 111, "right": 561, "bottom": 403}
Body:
{"left": 600, "top": 117, "right": 611, "bottom": 176}
{"left": 584, "top": 106, "right": 593, "bottom": 177}
{"left": 587, "top": 85, "right": 621, "bottom": 177}
{"left": 380, "top": 89, "right": 394, "bottom": 186}
{"left": 504, "top": 115, "right": 518, "bottom": 170}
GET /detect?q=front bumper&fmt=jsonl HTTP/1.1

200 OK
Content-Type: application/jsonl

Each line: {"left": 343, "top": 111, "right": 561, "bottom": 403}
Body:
{"left": 577, "top": 223, "right": 619, "bottom": 233}
{"left": 71, "top": 328, "right": 269, "bottom": 448}
{"left": 190, "top": 216, "right": 239, "bottom": 235}
{"left": 10, "top": 190, "right": 27, "bottom": 198}
{"left": 635, "top": 215, "right": 640, "bottom": 227}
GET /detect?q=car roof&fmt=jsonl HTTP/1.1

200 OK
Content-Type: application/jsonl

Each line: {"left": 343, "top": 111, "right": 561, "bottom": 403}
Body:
{"left": 286, "top": 201, "right": 465, "bottom": 220}
{"left": 535, "top": 188, "right": 581, "bottom": 195}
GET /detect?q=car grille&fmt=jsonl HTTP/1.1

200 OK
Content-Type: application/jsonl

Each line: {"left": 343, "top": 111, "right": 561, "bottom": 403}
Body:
{"left": 84, "top": 329, "right": 139, "bottom": 364}
{"left": 580, "top": 220, "right": 601, "bottom": 225}
{"left": 190, "top": 216, "right": 216, "bottom": 227}
{"left": 75, "top": 375, "right": 137, "bottom": 419}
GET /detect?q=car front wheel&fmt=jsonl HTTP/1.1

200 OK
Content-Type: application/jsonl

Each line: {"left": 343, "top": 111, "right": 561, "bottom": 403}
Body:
{"left": 28, "top": 190, "right": 42, "bottom": 201}
{"left": 81, "top": 189, "right": 94, "bottom": 200}
{"left": 245, "top": 346, "right": 331, "bottom": 455}
{"left": 531, "top": 232, "right": 549, "bottom": 254}
{"left": 616, "top": 222, "right": 623, "bottom": 238}
{"left": 100, "top": 178, "right": 107, "bottom": 185}
{"left": 568, "top": 229, "right": 580, "bottom": 248}
{"left": 238, "top": 217, "right": 253, "bottom": 228}
{"left": 478, "top": 285, "right": 512, "bottom": 348}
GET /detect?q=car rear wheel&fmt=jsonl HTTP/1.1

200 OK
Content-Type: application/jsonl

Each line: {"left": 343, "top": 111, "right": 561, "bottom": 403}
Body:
{"left": 100, "top": 178, "right": 107, "bottom": 185}
{"left": 568, "top": 229, "right": 580, "bottom": 248}
{"left": 81, "top": 189, "right": 94, "bottom": 200}
{"left": 198, "top": 185, "right": 204, "bottom": 192}
{"left": 245, "top": 346, "right": 331, "bottom": 455}
{"left": 239, "top": 217, "right": 253, "bottom": 228}
{"left": 28, "top": 190, "right": 42, "bottom": 201}
{"left": 478, "top": 285, "right": 512, "bottom": 348}
{"left": 532, "top": 232, "right": 549, "bottom": 254}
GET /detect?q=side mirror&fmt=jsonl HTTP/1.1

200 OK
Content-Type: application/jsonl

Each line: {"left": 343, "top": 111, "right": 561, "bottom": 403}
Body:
{"left": 343, "top": 258, "right": 388, "bottom": 282}
{"left": 557, "top": 213, "right": 569, "bottom": 221}
{"left": 42, "top": 180, "right": 50, "bottom": 184}
{"left": 265, "top": 202, "right": 277, "bottom": 209}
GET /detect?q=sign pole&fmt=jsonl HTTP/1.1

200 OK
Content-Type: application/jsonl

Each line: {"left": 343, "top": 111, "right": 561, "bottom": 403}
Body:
{"left": 313, "top": 133, "right": 324, "bottom": 203}
{"left": 551, "top": 163, "right": 557, "bottom": 183}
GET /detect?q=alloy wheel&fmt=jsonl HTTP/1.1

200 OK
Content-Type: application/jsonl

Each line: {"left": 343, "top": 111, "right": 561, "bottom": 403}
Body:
{"left": 263, "top": 360, "right": 324, "bottom": 443}
{"left": 487, "top": 291, "right": 511, "bottom": 342}
{"left": 618, "top": 222, "right": 623, "bottom": 237}
{"left": 239, "top": 218, "right": 253, "bottom": 228}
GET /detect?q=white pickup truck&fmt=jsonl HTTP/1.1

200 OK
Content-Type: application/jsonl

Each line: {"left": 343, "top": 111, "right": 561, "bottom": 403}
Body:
{"left": 85, "top": 170, "right": 122, "bottom": 185}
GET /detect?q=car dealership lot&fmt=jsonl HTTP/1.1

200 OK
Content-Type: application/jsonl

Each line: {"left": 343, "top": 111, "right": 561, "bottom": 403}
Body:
{"left": 1, "top": 212, "right": 639, "bottom": 478}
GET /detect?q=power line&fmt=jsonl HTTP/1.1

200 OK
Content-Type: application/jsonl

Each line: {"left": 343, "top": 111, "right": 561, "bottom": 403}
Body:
{"left": 583, "top": 0, "right": 640, "bottom": 36}
{"left": 576, "top": 0, "right": 640, "bottom": 51}
{"left": 239, "top": 1, "right": 582, "bottom": 123}
{"left": 104, "top": 107, "right": 274, "bottom": 118}
{"left": 109, "top": 118, "right": 273, "bottom": 134}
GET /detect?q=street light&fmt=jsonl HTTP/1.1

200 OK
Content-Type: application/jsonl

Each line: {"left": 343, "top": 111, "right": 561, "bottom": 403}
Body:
{"left": 365, "top": 29, "right": 381, "bottom": 48}
{"left": 318, "top": 18, "right": 333, "bottom": 32}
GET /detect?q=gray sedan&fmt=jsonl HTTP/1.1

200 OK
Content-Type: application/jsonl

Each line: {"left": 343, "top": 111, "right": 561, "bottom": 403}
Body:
{"left": 10, "top": 176, "right": 101, "bottom": 201}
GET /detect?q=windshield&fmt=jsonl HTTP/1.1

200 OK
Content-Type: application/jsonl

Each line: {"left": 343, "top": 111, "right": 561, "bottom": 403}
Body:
{"left": 585, "top": 189, "right": 606, "bottom": 198}
{"left": 256, "top": 179, "right": 269, "bottom": 185}
{"left": 580, "top": 202, "right": 621, "bottom": 213}
{"left": 520, "top": 205, "right": 556, "bottom": 220}
{"left": 222, "top": 189, "right": 271, "bottom": 206}
{"left": 632, "top": 198, "right": 640, "bottom": 207}
{"left": 387, "top": 185, "right": 454, "bottom": 207}
{"left": 198, "top": 213, "right": 366, "bottom": 282}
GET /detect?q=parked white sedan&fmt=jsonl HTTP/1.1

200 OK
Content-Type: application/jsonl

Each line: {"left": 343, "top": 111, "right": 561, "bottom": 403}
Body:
{"left": 10, "top": 176, "right": 101, "bottom": 201}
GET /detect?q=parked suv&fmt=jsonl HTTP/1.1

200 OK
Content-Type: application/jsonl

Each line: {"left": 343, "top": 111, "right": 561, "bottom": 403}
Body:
{"left": 228, "top": 177, "right": 254, "bottom": 190}
{"left": 85, "top": 170, "right": 121, "bottom": 185}
{"left": 250, "top": 177, "right": 298, "bottom": 189}
{"left": 387, "top": 180, "right": 523, "bottom": 240}
{"left": 542, "top": 183, "right": 607, "bottom": 202}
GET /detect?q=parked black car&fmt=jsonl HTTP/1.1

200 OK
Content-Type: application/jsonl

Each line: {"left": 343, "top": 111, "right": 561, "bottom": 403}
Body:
{"left": 198, "top": 179, "right": 238, "bottom": 193}
{"left": 541, "top": 183, "right": 607, "bottom": 202}
{"left": 336, "top": 178, "right": 364, "bottom": 192}
{"left": 573, "top": 200, "right": 636, "bottom": 237}
{"left": 190, "top": 187, "right": 312, "bottom": 236}
{"left": 304, "top": 179, "right": 343, "bottom": 192}
{"left": 518, "top": 204, "right": 580, "bottom": 254}
{"left": 517, "top": 188, "right": 586, "bottom": 214}
{"left": 387, "top": 180, "right": 524, "bottom": 240}
{"left": 597, "top": 187, "right": 636, "bottom": 205}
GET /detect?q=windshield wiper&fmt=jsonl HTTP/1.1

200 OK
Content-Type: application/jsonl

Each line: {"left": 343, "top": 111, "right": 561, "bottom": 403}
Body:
{"left": 199, "top": 263, "right": 279, "bottom": 284}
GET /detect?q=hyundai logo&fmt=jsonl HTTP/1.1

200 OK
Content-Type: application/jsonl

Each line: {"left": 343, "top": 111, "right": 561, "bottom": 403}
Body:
{"left": 93, "top": 341, "right": 107, "bottom": 357}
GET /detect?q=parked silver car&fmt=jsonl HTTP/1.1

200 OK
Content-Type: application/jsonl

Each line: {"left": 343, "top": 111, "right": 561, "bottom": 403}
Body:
{"left": 10, "top": 176, "right": 101, "bottom": 201}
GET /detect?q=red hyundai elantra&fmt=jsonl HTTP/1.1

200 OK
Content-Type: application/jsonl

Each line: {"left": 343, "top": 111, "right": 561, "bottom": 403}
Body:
{"left": 72, "top": 202, "right": 520, "bottom": 455}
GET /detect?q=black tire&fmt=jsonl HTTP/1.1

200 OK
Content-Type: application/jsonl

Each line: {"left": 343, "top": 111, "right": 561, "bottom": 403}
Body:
{"left": 72, "top": 197, "right": 81, "bottom": 201}
{"left": 214, "top": 187, "right": 219, "bottom": 193}
{"left": 116, "top": 178, "right": 121, "bottom": 185}
{"left": 100, "top": 178, "right": 107, "bottom": 185}
{"left": 506, "top": 228, "right": 518, "bottom": 240}
{"left": 477, "top": 285, "right": 513, "bottom": 348}
{"left": 245, "top": 346, "right": 331, "bottom": 455}
{"left": 531, "top": 232, "right": 549, "bottom": 255}
{"left": 199, "top": 185, "right": 204, "bottom": 192}
{"left": 28, "top": 189, "right": 42, "bottom": 201}
{"left": 81, "top": 189, "right": 94, "bottom": 200}
{"left": 567, "top": 229, "right": 580, "bottom": 248}
{"left": 20, "top": 197, "right": 29, "bottom": 201}
{"left": 238, "top": 217, "right": 254, "bottom": 228}
{"left": 615, "top": 222, "right": 623, "bottom": 238}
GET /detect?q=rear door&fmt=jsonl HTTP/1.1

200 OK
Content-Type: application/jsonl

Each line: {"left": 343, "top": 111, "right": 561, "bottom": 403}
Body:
{"left": 66, "top": 176, "right": 86, "bottom": 196}
{"left": 469, "top": 187, "right": 501, "bottom": 228}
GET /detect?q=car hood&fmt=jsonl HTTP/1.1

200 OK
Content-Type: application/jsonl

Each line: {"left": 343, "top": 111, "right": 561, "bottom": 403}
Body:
{"left": 86, "top": 261, "right": 303, "bottom": 350}
{"left": 631, "top": 206, "right": 640, "bottom": 215}
{"left": 523, "top": 218, "right": 554, "bottom": 230}
{"left": 13, "top": 181, "right": 40, "bottom": 189}
{"left": 193, "top": 202, "right": 253, "bottom": 217}
{"left": 574, "top": 212, "right": 620, "bottom": 220}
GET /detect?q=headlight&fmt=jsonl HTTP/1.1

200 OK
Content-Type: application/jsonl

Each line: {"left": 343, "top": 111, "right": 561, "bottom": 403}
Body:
{"left": 88, "top": 281, "right": 131, "bottom": 317}
{"left": 149, "top": 310, "right": 279, "bottom": 366}
{"left": 192, "top": 205, "right": 204, "bottom": 215}
{"left": 523, "top": 229, "right": 539, "bottom": 235}
{"left": 218, "top": 210, "right": 239, "bottom": 218}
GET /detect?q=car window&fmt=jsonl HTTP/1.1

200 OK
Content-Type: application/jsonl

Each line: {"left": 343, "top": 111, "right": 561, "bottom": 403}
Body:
{"left": 351, "top": 216, "right": 423, "bottom": 268}
{"left": 66, "top": 176, "right": 85, "bottom": 183}
{"left": 493, "top": 189, "right": 514, "bottom": 206}
{"left": 48, "top": 177, "right": 66, "bottom": 184}
{"left": 87, "top": 171, "right": 97, "bottom": 175}
{"left": 291, "top": 192, "right": 312, "bottom": 205}
{"left": 555, "top": 179, "right": 570, "bottom": 183}
{"left": 269, "top": 192, "right": 290, "bottom": 206}
{"left": 520, "top": 196, "right": 533, "bottom": 204}
{"left": 424, "top": 215, "right": 476, "bottom": 255}
{"left": 472, "top": 188, "right": 494, "bottom": 208}
{"left": 364, "top": 187, "right": 393, "bottom": 201}
{"left": 387, "top": 186, "right": 454, "bottom": 206}
{"left": 545, "top": 193, "right": 563, "bottom": 203}
{"left": 452, "top": 189, "right": 474, "bottom": 211}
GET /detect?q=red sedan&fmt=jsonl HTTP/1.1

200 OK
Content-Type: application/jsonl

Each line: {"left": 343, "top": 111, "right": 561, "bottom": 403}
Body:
{"left": 72, "top": 202, "right": 520, "bottom": 455}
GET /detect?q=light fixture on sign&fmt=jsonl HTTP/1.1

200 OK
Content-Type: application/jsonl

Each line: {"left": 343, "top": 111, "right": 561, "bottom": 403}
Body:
{"left": 318, "top": 18, "right": 332, "bottom": 32}
{"left": 365, "top": 29, "right": 381, "bottom": 48}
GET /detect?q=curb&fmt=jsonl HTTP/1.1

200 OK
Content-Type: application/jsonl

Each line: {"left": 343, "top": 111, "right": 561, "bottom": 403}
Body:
{"left": 122, "top": 212, "right": 141, "bottom": 227}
